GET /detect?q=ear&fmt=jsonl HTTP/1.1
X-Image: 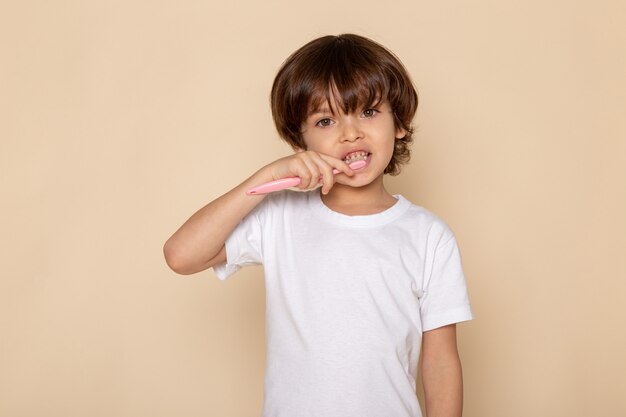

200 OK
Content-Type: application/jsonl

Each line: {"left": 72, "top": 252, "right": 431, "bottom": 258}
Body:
{"left": 395, "top": 126, "right": 408, "bottom": 139}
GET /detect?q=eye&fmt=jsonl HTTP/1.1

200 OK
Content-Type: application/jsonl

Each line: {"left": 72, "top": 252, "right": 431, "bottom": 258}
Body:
{"left": 315, "top": 118, "right": 334, "bottom": 127}
{"left": 362, "top": 108, "right": 379, "bottom": 118}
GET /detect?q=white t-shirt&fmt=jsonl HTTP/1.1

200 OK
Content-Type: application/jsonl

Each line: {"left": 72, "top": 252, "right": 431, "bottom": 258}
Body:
{"left": 214, "top": 189, "right": 473, "bottom": 417}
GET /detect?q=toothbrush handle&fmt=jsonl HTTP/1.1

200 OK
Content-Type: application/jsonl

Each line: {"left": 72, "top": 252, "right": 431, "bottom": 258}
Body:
{"left": 246, "top": 168, "right": 342, "bottom": 195}
{"left": 246, "top": 160, "right": 366, "bottom": 196}
{"left": 246, "top": 177, "right": 304, "bottom": 195}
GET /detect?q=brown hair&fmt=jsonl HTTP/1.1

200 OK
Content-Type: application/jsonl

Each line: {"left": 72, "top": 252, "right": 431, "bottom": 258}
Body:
{"left": 270, "top": 34, "right": 418, "bottom": 175}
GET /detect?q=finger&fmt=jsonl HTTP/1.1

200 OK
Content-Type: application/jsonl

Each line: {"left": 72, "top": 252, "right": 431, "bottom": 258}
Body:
{"left": 298, "top": 154, "right": 321, "bottom": 190}
{"left": 309, "top": 153, "right": 336, "bottom": 195}
{"left": 319, "top": 154, "right": 354, "bottom": 176}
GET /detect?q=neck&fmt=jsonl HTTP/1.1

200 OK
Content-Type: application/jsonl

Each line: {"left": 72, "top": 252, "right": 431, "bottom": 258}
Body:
{"left": 321, "top": 176, "right": 397, "bottom": 216}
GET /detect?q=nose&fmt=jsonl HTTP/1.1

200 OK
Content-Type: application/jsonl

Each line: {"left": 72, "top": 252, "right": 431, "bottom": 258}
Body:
{"left": 340, "top": 118, "right": 363, "bottom": 143}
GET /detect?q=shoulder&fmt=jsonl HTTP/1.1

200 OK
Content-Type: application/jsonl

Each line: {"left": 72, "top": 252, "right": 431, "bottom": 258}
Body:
{"left": 264, "top": 189, "right": 310, "bottom": 209}
{"left": 397, "top": 195, "right": 457, "bottom": 244}
{"left": 250, "top": 189, "right": 310, "bottom": 219}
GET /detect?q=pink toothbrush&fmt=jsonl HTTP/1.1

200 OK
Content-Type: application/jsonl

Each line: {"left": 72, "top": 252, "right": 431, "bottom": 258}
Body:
{"left": 246, "top": 159, "right": 366, "bottom": 195}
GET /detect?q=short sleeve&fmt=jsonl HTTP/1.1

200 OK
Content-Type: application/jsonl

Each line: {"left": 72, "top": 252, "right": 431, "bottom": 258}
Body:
{"left": 212, "top": 204, "right": 264, "bottom": 280}
{"left": 419, "top": 235, "right": 473, "bottom": 331}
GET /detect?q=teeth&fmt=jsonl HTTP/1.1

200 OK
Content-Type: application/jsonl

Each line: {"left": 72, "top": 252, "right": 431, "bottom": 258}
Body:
{"left": 343, "top": 151, "right": 369, "bottom": 163}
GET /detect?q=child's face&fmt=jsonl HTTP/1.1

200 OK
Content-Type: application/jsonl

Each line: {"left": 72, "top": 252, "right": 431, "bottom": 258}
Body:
{"left": 298, "top": 98, "right": 406, "bottom": 188}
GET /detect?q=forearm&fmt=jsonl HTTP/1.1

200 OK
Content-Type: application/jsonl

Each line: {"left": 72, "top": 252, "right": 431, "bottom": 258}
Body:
{"left": 421, "top": 324, "right": 464, "bottom": 417}
{"left": 422, "top": 355, "right": 463, "bottom": 417}
{"left": 163, "top": 166, "right": 274, "bottom": 274}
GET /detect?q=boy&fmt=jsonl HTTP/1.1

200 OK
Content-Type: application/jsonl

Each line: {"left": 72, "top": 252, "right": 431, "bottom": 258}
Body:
{"left": 164, "top": 34, "right": 472, "bottom": 417}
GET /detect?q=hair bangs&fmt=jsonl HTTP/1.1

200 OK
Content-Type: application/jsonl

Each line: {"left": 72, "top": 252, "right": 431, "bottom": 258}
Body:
{"left": 306, "top": 54, "right": 391, "bottom": 117}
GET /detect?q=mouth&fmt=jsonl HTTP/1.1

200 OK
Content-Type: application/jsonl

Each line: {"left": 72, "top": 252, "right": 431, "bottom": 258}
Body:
{"left": 342, "top": 150, "right": 371, "bottom": 164}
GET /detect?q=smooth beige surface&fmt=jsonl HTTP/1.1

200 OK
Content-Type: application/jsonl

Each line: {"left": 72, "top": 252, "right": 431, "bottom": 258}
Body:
{"left": 2, "top": 1, "right": 625, "bottom": 416}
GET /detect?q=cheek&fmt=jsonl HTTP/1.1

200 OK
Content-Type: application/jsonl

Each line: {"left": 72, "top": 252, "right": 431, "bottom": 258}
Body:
{"left": 303, "top": 132, "right": 335, "bottom": 151}
{"left": 385, "top": 142, "right": 396, "bottom": 161}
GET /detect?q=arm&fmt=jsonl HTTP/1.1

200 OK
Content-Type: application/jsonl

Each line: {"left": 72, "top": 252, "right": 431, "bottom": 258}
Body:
{"left": 163, "top": 151, "right": 354, "bottom": 275}
{"left": 162, "top": 170, "right": 269, "bottom": 275}
{"left": 421, "top": 324, "right": 464, "bottom": 417}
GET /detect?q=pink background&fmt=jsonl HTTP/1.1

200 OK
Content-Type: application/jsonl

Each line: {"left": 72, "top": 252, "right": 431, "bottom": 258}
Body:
{"left": 2, "top": 1, "right": 625, "bottom": 416}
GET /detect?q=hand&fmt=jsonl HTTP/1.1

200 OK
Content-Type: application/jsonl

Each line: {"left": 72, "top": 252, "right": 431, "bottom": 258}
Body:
{"left": 265, "top": 150, "right": 355, "bottom": 195}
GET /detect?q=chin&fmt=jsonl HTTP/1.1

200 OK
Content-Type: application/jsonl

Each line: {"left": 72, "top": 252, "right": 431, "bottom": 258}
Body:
{"left": 344, "top": 173, "right": 383, "bottom": 188}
